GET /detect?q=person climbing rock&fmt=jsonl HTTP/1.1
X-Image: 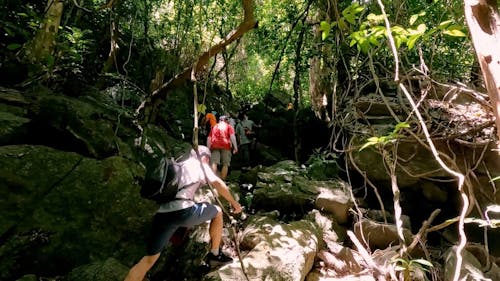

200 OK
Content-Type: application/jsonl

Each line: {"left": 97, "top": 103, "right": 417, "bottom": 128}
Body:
{"left": 123, "top": 145, "right": 242, "bottom": 281}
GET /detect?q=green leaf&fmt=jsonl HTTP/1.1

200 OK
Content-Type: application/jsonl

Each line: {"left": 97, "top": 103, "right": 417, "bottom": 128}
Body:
{"left": 359, "top": 137, "right": 380, "bottom": 151}
{"left": 342, "top": 3, "right": 365, "bottom": 25}
{"left": 368, "top": 35, "right": 379, "bottom": 46}
{"left": 373, "top": 26, "right": 385, "bottom": 37}
{"left": 395, "top": 36, "right": 402, "bottom": 49}
{"left": 392, "top": 26, "right": 406, "bottom": 36}
{"left": 359, "top": 142, "right": 374, "bottom": 151}
{"left": 360, "top": 40, "right": 370, "bottom": 54}
{"left": 353, "top": 5, "right": 365, "bottom": 13}
{"left": 197, "top": 104, "right": 207, "bottom": 114}
{"left": 409, "top": 11, "right": 426, "bottom": 25}
{"left": 379, "top": 136, "right": 390, "bottom": 143}
{"left": 416, "top": 24, "right": 427, "bottom": 34}
{"left": 345, "top": 14, "right": 356, "bottom": 25}
{"left": 349, "top": 31, "right": 360, "bottom": 41}
{"left": 320, "top": 21, "right": 330, "bottom": 32}
{"left": 407, "top": 35, "right": 419, "bottom": 50}
{"left": 394, "top": 265, "right": 406, "bottom": 271}
{"left": 338, "top": 18, "right": 348, "bottom": 31}
{"left": 443, "top": 29, "right": 466, "bottom": 37}
{"left": 409, "top": 14, "right": 419, "bottom": 26}
{"left": 320, "top": 21, "right": 331, "bottom": 41}
{"left": 6, "top": 43, "right": 22, "bottom": 50}
{"left": 367, "top": 13, "right": 384, "bottom": 24}
{"left": 438, "top": 20, "right": 453, "bottom": 29}
{"left": 322, "top": 32, "right": 328, "bottom": 41}
{"left": 394, "top": 122, "right": 410, "bottom": 131}
{"left": 411, "top": 259, "right": 433, "bottom": 268}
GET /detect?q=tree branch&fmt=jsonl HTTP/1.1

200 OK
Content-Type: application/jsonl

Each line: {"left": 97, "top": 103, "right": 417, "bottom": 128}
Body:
{"left": 140, "top": 0, "right": 258, "bottom": 124}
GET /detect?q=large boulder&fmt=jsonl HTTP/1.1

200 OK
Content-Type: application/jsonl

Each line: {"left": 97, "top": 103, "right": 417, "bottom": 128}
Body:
{"left": 251, "top": 160, "right": 353, "bottom": 224}
{"left": 353, "top": 220, "right": 413, "bottom": 251}
{"left": 0, "top": 145, "right": 146, "bottom": 280}
{"left": 314, "top": 181, "right": 353, "bottom": 224}
{"left": 444, "top": 244, "right": 500, "bottom": 281}
{"left": 28, "top": 92, "right": 139, "bottom": 158}
{"left": 65, "top": 258, "right": 129, "bottom": 281}
{"left": 204, "top": 215, "right": 321, "bottom": 281}
{"left": 0, "top": 87, "right": 30, "bottom": 145}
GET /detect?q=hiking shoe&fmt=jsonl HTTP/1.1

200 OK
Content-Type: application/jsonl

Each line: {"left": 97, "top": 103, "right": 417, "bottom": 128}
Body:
{"left": 206, "top": 251, "right": 233, "bottom": 267}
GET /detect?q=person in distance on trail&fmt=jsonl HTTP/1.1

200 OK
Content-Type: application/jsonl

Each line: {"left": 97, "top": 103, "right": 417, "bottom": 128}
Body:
{"left": 124, "top": 145, "right": 242, "bottom": 281}
{"left": 226, "top": 112, "right": 237, "bottom": 128}
{"left": 235, "top": 112, "right": 260, "bottom": 169}
{"left": 200, "top": 111, "right": 218, "bottom": 145}
{"left": 207, "top": 115, "right": 238, "bottom": 180}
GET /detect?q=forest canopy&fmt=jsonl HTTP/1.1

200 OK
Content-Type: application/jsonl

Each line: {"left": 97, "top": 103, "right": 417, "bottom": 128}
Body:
{"left": 1, "top": 0, "right": 477, "bottom": 108}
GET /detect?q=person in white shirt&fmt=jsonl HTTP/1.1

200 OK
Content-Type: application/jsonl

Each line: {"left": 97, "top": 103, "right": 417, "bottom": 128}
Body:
{"left": 124, "top": 145, "right": 242, "bottom": 281}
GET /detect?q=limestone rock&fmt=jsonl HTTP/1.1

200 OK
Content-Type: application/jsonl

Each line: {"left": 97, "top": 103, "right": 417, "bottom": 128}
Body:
{"left": 353, "top": 220, "right": 413, "bottom": 251}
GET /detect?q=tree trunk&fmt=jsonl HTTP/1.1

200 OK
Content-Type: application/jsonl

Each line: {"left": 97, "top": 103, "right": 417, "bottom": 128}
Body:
{"left": 139, "top": 0, "right": 258, "bottom": 124}
{"left": 464, "top": 0, "right": 500, "bottom": 152}
{"left": 24, "top": 0, "right": 64, "bottom": 63}
{"left": 102, "top": 20, "right": 120, "bottom": 73}
{"left": 293, "top": 23, "right": 306, "bottom": 163}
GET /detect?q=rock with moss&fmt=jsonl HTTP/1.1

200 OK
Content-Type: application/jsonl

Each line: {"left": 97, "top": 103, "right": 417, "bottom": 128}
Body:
{"left": 65, "top": 258, "right": 129, "bottom": 281}
{"left": 0, "top": 145, "right": 148, "bottom": 279}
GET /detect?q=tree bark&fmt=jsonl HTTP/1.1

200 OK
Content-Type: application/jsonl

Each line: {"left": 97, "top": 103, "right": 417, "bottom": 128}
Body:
{"left": 24, "top": 0, "right": 64, "bottom": 63}
{"left": 102, "top": 20, "right": 120, "bottom": 73}
{"left": 293, "top": 22, "right": 306, "bottom": 163}
{"left": 140, "top": 0, "right": 258, "bottom": 124}
{"left": 464, "top": 0, "right": 500, "bottom": 152}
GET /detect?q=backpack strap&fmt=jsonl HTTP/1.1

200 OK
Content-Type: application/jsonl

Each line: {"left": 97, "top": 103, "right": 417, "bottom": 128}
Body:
{"left": 158, "top": 158, "right": 169, "bottom": 193}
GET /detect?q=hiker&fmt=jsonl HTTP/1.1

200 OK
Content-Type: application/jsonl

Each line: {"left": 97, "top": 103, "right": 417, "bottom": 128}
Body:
{"left": 207, "top": 115, "right": 238, "bottom": 180}
{"left": 235, "top": 113, "right": 260, "bottom": 169}
{"left": 200, "top": 111, "right": 218, "bottom": 144}
{"left": 226, "top": 112, "right": 237, "bottom": 128}
{"left": 124, "top": 145, "right": 242, "bottom": 281}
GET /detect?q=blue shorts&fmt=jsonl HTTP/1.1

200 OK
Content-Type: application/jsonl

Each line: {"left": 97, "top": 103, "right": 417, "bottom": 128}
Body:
{"left": 146, "top": 202, "right": 218, "bottom": 255}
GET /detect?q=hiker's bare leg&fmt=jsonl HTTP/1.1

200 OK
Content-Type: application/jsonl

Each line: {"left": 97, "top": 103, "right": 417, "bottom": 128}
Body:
{"left": 124, "top": 253, "right": 160, "bottom": 281}
{"left": 209, "top": 208, "right": 223, "bottom": 251}
{"left": 220, "top": 165, "right": 228, "bottom": 180}
{"left": 211, "top": 163, "right": 218, "bottom": 174}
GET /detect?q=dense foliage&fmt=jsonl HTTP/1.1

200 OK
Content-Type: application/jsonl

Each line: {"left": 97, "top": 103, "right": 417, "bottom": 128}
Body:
{"left": 3, "top": 1, "right": 500, "bottom": 281}
{"left": 1, "top": 0, "right": 476, "bottom": 110}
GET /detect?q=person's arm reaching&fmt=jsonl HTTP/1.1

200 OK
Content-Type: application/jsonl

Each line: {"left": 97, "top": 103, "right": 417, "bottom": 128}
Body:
{"left": 210, "top": 177, "right": 242, "bottom": 214}
{"left": 230, "top": 134, "right": 238, "bottom": 154}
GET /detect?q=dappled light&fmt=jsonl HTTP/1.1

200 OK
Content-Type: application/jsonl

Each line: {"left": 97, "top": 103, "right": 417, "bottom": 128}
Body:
{"left": 2, "top": 0, "right": 500, "bottom": 280}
